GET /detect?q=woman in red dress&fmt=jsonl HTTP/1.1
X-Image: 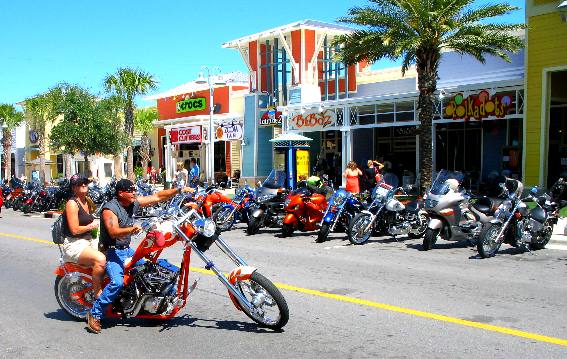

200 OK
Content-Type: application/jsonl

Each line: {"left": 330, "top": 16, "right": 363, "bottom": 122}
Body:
{"left": 343, "top": 161, "right": 363, "bottom": 193}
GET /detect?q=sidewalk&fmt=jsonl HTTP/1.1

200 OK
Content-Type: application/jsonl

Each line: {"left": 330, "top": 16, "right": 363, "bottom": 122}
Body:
{"left": 548, "top": 217, "right": 567, "bottom": 250}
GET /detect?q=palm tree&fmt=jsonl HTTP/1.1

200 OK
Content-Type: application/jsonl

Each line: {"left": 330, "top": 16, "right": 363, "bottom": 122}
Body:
{"left": 134, "top": 107, "right": 158, "bottom": 179}
{"left": 24, "top": 87, "right": 63, "bottom": 184}
{"left": 104, "top": 68, "right": 157, "bottom": 180}
{"left": 334, "top": 0, "right": 524, "bottom": 192}
{"left": 0, "top": 104, "right": 25, "bottom": 180}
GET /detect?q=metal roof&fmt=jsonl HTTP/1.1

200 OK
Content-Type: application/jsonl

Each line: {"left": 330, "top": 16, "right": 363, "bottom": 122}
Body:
{"left": 222, "top": 19, "right": 353, "bottom": 49}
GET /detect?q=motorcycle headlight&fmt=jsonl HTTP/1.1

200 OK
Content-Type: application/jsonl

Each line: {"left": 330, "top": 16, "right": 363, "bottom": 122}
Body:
{"left": 193, "top": 218, "right": 216, "bottom": 237}
{"left": 332, "top": 192, "right": 347, "bottom": 206}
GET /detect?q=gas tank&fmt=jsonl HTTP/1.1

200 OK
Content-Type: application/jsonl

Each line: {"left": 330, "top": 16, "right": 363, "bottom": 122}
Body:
{"left": 310, "top": 194, "right": 327, "bottom": 211}
{"left": 530, "top": 206, "right": 547, "bottom": 223}
{"left": 386, "top": 198, "right": 405, "bottom": 212}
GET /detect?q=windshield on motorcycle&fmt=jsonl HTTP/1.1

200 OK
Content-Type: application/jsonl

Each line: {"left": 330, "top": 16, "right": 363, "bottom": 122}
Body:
{"left": 262, "top": 169, "right": 286, "bottom": 189}
{"left": 429, "top": 170, "right": 465, "bottom": 195}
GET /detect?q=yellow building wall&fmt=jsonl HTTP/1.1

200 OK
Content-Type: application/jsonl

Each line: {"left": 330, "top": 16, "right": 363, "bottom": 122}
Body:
{"left": 525, "top": 11, "right": 567, "bottom": 185}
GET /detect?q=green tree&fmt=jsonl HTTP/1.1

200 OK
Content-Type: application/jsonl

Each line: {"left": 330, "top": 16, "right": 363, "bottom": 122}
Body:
{"left": 134, "top": 107, "right": 158, "bottom": 178}
{"left": 24, "top": 87, "right": 64, "bottom": 184}
{"left": 0, "top": 104, "right": 25, "bottom": 180}
{"left": 334, "top": 0, "right": 524, "bottom": 192}
{"left": 49, "top": 85, "right": 128, "bottom": 176}
{"left": 103, "top": 67, "right": 157, "bottom": 180}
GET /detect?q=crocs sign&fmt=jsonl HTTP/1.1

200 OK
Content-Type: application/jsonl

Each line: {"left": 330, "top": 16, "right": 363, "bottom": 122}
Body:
{"left": 176, "top": 97, "right": 206, "bottom": 114}
{"left": 444, "top": 91, "right": 512, "bottom": 121}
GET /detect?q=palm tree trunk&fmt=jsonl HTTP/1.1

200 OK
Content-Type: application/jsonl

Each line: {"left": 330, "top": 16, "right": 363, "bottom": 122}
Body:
{"left": 38, "top": 134, "right": 47, "bottom": 185}
{"left": 416, "top": 51, "right": 440, "bottom": 194}
{"left": 2, "top": 128, "right": 12, "bottom": 180}
{"left": 84, "top": 154, "right": 90, "bottom": 176}
{"left": 64, "top": 153, "right": 72, "bottom": 178}
{"left": 124, "top": 103, "right": 135, "bottom": 180}
{"left": 113, "top": 154, "right": 122, "bottom": 179}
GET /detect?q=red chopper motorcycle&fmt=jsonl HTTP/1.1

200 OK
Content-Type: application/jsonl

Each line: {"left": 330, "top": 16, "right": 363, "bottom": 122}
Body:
{"left": 53, "top": 193, "right": 289, "bottom": 330}
{"left": 281, "top": 185, "right": 328, "bottom": 237}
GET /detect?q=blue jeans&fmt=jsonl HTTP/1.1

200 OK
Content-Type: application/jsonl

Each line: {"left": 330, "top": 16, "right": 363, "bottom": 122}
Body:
{"left": 90, "top": 248, "right": 143, "bottom": 319}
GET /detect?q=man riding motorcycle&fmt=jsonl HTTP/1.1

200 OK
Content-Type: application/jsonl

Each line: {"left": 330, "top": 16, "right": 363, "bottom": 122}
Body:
{"left": 87, "top": 179, "right": 194, "bottom": 333}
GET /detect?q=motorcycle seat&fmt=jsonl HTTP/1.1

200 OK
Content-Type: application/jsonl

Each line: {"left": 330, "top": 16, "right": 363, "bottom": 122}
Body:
{"left": 472, "top": 197, "right": 503, "bottom": 214}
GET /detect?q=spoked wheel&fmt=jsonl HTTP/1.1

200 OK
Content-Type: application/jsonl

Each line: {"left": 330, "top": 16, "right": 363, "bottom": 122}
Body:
{"left": 408, "top": 212, "right": 429, "bottom": 239}
{"left": 54, "top": 273, "right": 94, "bottom": 321}
{"left": 477, "top": 223, "right": 503, "bottom": 258}
{"left": 235, "top": 271, "right": 289, "bottom": 330}
{"left": 22, "top": 203, "right": 32, "bottom": 214}
{"left": 530, "top": 225, "right": 553, "bottom": 250}
{"left": 316, "top": 222, "right": 331, "bottom": 243}
{"left": 422, "top": 228, "right": 439, "bottom": 251}
{"left": 213, "top": 206, "right": 236, "bottom": 232}
{"left": 347, "top": 213, "right": 372, "bottom": 245}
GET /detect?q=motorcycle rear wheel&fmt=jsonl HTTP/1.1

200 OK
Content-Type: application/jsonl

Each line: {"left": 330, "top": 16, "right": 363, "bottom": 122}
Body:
{"left": 22, "top": 203, "right": 32, "bottom": 214}
{"left": 213, "top": 207, "right": 235, "bottom": 232}
{"left": 316, "top": 222, "right": 331, "bottom": 243}
{"left": 235, "top": 271, "right": 289, "bottom": 330}
{"left": 422, "top": 228, "right": 439, "bottom": 251}
{"left": 530, "top": 225, "right": 553, "bottom": 250}
{"left": 54, "top": 274, "right": 94, "bottom": 321}
{"left": 348, "top": 213, "right": 372, "bottom": 245}
{"left": 478, "top": 223, "right": 503, "bottom": 258}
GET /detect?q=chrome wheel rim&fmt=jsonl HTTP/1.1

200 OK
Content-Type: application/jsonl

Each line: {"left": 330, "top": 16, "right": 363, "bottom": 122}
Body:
{"left": 483, "top": 226, "right": 500, "bottom": 254}
{"left": 352, "top": 216, "right": 372, "bottom": 244}
{"left": 57, "top": 274, "right": 93, "bottom": 319}
{"left": 236, "top": 280, "right": 280, "bottom": 326}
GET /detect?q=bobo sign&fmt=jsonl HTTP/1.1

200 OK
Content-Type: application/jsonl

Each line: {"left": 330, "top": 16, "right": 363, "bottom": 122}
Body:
{"left": 176, "top": 98, "right": 206, "bottom": 114}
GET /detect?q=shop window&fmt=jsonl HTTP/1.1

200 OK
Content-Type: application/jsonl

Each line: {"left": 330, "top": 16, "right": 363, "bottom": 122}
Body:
{"left": 104, "top": 163, "right": 112, "bottom": 178}
{"left": 396, "top": 111, "right": 415, "bottom": 122}
{"left": 357, "top": 105, "right": 375, "bottom": 125}
{"left": 377, "top": 113, "right": 395, "bottom": 123}
{"left": 396, "top": 101, "right": 414, "bottom": 112}
{"left": 377, "top": 103, "right": 395, "bottom": 113}
{"left": 56, "top": 154, "right": 63, "bottom": 175}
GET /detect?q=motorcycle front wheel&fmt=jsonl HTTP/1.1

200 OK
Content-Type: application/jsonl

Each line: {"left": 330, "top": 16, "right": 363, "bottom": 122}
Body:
{"left": 22, "top": 203, "right": 32, "bottom": 214}
{"left": 213, "top": 206, "right": 235, "bottom": 232}
{"left": 422, "top": 228, "right": 439, "bottom": 250}
{"left": 408, "top": 212, "right": 429, "bottom": 239}
{"left": 478, "top": 223, "right": 503, "bottom": 258}
{"left": 316, "top": 222, "right": 331, "bottom": 243}
{"left": 281, "top": 223, "right": 295, "bottom": 237}
{"left": 235, "top": 271, "right": 289, "bottom": 330}
{"left": 247, "top": 216, "right": 262, "bottom": 235}
{"left": 54, "top": 274, "right": 94, "bottom": 321}
{"left": 347, "top": 213, "right": 372, "bottom": 245}
{"left": 530, "top": 224, "right": 553, "bottom": 250}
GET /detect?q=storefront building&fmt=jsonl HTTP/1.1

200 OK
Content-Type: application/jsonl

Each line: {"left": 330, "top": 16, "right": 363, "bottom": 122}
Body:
{"left": 147, "top": 72, "right": 248, "bottom": 184}
{"left": 524, "top": 0, "right": 567, "bottom": 187}
{"left": 224, "top": 20, "right": 525, "bottom": 189}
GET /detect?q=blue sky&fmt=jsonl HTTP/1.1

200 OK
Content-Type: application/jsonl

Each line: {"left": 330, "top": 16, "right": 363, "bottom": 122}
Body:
{"left": 0, "top": 0, "right": 525, "bottom": 107}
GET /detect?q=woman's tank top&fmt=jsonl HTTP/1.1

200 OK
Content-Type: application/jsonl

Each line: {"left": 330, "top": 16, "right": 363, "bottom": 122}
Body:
{"left": 63, "top": 198, "right": 94, "bottom": 238}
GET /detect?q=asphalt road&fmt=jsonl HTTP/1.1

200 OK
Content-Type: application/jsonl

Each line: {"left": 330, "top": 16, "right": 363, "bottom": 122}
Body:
{"left": 1, "top": 209, "right": 567, "bottom": 359}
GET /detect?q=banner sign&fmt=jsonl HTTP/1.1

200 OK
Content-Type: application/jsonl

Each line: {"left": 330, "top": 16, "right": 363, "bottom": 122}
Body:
{"left": 216, "top": 123, "right": 243, "bottom": 141}
{"left": 259, "top": 107, "right": 283, "bottom": 126}
{"left": 170, "top": 126, "right": 202, "bottom": 144}
{"left": 296, "top": 149, "right": 310, "bottom": 182}
{"left": 288, "top": 109, "right": 337, "bottom": 132}
{"left": 444, "top": 90, "right": 512, "bottom": 121}
{"left": 176, "top": 97, "right": 206, "bottom": 114}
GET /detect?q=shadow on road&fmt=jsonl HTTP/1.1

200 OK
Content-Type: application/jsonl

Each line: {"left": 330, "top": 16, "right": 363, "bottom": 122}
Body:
{"left": 44, "top": 309, "right": 78, "bottom": 322}
{"left": 405, "top": 241, "right": 470, "bottom": 251}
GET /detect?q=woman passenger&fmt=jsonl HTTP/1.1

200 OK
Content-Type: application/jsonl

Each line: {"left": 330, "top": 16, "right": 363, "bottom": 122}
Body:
{"left": 62, "top": 174, "right": 105, "bottom": 298}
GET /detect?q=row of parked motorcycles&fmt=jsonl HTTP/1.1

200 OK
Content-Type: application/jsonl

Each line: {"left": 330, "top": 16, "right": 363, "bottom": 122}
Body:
{"left": 204, "top": 169, "right": 566, "bottom": 259}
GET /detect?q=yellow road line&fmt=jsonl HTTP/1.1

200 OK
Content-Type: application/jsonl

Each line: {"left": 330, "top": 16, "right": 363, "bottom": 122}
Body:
{"left": 2, "top": 231, "right": 567, "bottom": 347}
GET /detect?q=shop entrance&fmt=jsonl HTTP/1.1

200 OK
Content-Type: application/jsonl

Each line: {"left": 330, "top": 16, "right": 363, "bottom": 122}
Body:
{"left": 547, "top": 70, "right": 567, "bottom": 188}
{"left": 373, "top": 126, "right": 417, "bottom": 188}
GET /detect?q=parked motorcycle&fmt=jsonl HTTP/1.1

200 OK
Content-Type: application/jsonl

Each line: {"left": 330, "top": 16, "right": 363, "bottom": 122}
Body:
{"left": 247, "top": 170, "right": 288, "bottom": 235}
{"left": 422, "top": 170, "right": 502, "bottom": 250}
{"left": 4, "top": 177, "right": 25, "bottom": 209}
{"left": 347, "top": 182, "right": 429, "bottom": 245}
{"left": 54, "top": 193, "right": 289, "bottom": 329}
{"left": 477, "top": 180, "right": 558, "bottom": 258}
{"left": 317, "top": 189, "right": 367, "bottom": 243}
{"left": 212, "top": 184, "right": 255, "bottom": 231}
{"left": 281, "top": 182, "right": 329, "bottom": 237}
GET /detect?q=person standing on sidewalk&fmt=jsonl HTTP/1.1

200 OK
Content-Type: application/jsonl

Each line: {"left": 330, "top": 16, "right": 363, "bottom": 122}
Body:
{"left": 343, "top": 161, "right": 363, "bottom": 194}
{"left": 86, "top": 179, "right": 194, "bottom": 333}
{"left": 189, "top": 158, "right": 200, "bottom": 188}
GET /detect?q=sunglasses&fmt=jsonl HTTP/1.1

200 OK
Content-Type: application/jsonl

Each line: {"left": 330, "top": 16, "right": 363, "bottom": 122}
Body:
{"left": 120, "top": 187, "right": 137, "bottom": 193}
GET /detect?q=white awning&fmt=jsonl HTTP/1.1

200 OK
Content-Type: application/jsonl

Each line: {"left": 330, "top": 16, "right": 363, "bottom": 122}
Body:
{"left": 270, "top": 133, "right": 313, "bottom": 142}
{"left": 154, "top": 113, "right": 244, "bottom": 129}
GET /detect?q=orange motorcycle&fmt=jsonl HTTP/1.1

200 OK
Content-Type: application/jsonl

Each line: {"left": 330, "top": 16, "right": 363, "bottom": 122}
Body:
{"left": 281, "top": 186, "right": 328, "bottom": 237}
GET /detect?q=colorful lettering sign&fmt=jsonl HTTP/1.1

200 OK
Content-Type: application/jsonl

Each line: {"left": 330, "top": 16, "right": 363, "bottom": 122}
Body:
{"left": 176, "top": 97, "right": 206, "bottom": 114}
{"left": 296, "top": 150, "right": 310, "bottom": 182}
{"left": 444, "top": 90, "right": 512, "bottom": 121}
{"left": 216, "top": 123, "right": 243, "bottom": 141}
{"left": 170, "top": 126, "right": 202, "bottom": 144}
{"left": 288, "top": 109, "right": 337, "bottom": 132}
{"left": 259, "top": 107, "right": 282, "bottom": 126}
